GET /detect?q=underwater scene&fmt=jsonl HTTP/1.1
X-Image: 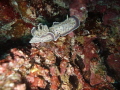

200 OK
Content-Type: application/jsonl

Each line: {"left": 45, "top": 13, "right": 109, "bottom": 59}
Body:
{"left": 0, "top": 0, "right": 120, "bottom": 90}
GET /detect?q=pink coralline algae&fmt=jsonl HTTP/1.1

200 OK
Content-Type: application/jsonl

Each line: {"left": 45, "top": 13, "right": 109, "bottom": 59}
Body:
{"left": 69, "top": 0, "right": 88, "bottom": 21}
{"left": 0, "top": 34, "right": 116, "bottom": 89}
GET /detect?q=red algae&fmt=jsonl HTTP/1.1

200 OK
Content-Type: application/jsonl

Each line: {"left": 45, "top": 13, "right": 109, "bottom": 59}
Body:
{"left": 0, "top": 0, "right": 19, "bottom": 23}
{"left": 0, "top": 34, "right": 116, "bottom": 89}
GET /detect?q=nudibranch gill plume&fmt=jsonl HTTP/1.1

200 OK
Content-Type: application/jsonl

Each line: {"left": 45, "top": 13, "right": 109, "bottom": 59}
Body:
{"left": 29, "top": 16, "right": 80, "bottom": 43}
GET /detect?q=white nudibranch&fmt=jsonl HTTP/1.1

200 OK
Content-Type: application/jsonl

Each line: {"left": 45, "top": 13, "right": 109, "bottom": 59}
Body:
{"left": 29, "top": 16, "right": 80, "bottom": 43}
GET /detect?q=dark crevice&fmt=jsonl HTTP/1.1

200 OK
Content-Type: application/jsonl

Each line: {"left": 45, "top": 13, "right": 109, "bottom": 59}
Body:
{"left": 74, "top": 55, "right": 85, "bottom": 74}
{"left": 0, "top": 38, "right": 30, "bottom": 59}
{"left": 69, "top": 75, "right": 78, "bottom": 90}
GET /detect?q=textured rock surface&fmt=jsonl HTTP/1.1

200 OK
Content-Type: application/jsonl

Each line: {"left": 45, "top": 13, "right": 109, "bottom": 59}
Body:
{"left": 0, "top": 0, "right": 120, "bottom": 90}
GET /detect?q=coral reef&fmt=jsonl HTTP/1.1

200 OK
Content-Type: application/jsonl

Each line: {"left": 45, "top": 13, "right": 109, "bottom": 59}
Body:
{"left": 0, "top": 0, "right": 120, "bottom": 90}
{"left": 0, "top": 35, "right": 115, "bottom": 89}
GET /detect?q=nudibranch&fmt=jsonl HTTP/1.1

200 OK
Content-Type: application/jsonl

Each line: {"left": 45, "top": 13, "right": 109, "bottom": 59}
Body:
{"left": 29, "top": 16, "right": 80, "bottom": 43}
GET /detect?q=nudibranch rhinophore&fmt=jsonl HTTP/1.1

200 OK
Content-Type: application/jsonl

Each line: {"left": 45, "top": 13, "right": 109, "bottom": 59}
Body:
{"left": 29, "top": 16, "right": 80, "bottom": 43}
